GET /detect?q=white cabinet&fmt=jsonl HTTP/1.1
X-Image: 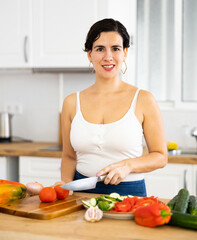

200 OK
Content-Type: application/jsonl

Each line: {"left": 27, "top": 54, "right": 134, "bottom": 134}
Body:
{"left": 193, "top": 165, "right": 197, "bottom": 196}
{"left": 32, "top": 0, "right": 99, "bottom": 68}
{"left": 19, "top": 156, "right": 61, "bottom": 186}
{"left": 0, "top": 156, "right": 19, "bottom": 181}
{"left": 145, "top": 163, "right": 194, "bottom": 199}
{"left": 0, "top": 0, "right": 137, "bottom": 70}
{"left": 0, "top": 0, "right": 31, "bottom": 67}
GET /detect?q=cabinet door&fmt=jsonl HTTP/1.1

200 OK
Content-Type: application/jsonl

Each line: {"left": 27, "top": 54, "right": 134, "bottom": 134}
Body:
{"left": 0, "top": 156, "right": 18, "bottom": 181}
{"left": 32, "top": 0, "right": 99, "bottom": 68}
{"left": 145, "top": 163, "right": 193, "bottom": 199}
{"left": 0, "top": 0, "right": 31, "bottom": 67}
{"left": 193, "top": 165, "right": 197, "bottom": 196}
{"left": 19, "top": 156, "right": 61, "bottom": 186}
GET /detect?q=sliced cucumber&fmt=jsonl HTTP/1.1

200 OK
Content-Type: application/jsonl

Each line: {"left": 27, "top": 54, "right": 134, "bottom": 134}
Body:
{"left": 89, "top": 197, "right": 97, "bottom": 207}
{"left": 82, "top": 200, "right": 92, "bottom": 208}
{"left": 109, "top": 192, "right": 121, "bottom": 199}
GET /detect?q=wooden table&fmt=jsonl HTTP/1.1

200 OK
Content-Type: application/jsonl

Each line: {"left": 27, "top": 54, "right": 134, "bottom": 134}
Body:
{"left": 0, "top": 193, "right": 196, "bottom": 240}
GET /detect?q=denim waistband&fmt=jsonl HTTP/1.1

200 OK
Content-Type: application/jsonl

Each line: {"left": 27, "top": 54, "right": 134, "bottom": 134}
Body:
{"left": 74, "top": 171, "right": 147, "bottom": 197}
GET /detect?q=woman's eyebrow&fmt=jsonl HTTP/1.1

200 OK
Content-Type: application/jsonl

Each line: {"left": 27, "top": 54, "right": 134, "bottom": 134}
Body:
{"left": 94, "top": 45, "right": 122, "bottom": 49}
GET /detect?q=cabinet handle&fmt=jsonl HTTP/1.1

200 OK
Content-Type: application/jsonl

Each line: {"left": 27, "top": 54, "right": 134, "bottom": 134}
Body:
{"left": 184, "top": 169, "right": 187, "bottom": 189}
{"left": 130, "top": 35, "right": 134, "bottom": 46}
{"left": 24, "top": 36, "right": 28, "bottom": 63}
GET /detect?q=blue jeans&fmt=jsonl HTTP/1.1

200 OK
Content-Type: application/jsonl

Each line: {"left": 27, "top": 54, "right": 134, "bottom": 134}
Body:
{"left": 74, "top": 171, "right": 147, "bottom": 197}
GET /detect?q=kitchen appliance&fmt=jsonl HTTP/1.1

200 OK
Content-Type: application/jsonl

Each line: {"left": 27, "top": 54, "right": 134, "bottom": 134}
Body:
{"left": 61, "top": 175, "right": 106, "bottom": 191}
{"left": 0, "top": 112, "right": 13, "bottom": 142}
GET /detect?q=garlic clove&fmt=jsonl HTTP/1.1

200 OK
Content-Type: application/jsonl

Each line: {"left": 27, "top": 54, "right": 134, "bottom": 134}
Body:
{"left": 84, "top": 206, "right": 103, "bottom": 222}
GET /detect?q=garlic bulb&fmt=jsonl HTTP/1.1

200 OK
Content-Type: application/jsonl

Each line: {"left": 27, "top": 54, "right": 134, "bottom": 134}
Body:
{"left": 26, "top": 182, "right": 43, "bottom": 195}
{"left": 84, "top": 206, "right": 103, "bottom": 222}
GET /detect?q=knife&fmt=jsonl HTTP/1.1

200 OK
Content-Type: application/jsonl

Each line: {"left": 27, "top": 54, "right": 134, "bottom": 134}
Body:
{"left": 61, "top": 175, "right": 106, "bottom": 191}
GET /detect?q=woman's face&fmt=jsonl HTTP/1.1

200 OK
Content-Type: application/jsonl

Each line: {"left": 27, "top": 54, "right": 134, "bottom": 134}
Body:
{"left": 87, "top": 31, "right": 128, "bottom": 79}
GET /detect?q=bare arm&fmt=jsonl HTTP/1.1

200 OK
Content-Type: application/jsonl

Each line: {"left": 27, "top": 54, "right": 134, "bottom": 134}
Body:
{"left": 61, "top": 94, "right": 77, "bottom": 184}
{"left": 97, "top": 91, "right": 168, "bottom": 185}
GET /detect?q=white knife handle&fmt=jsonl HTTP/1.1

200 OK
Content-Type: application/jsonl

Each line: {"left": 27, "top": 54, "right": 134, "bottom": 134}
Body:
{"left": 98, "top": 175, "right": 106, "bottom": 182}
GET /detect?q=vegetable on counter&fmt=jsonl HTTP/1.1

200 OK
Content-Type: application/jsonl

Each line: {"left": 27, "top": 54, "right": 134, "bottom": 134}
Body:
{"left": 169, "top": 210, "right": 197, "bottom": 230}
{"left": 26, "top": 182, "right": 43, "bottom": 195}
{"left": 39, "top": 187, "right": 57, "bottom": 203}
{"left": 173, "top": 188, "right": 190, "bottom": 213}
{"left": 0, "top": 179, "right": 27, "bottom": 205}
{"left": 84, "top": 206, "right": 103, "bottom": 222}
{"left": 134, "top": 202, "right": 171, "bottom": 227}
{"left": 54, "top": 184, "right": 69, "bottom": 200}
{"left": 167, "top": 188, "right": 197, "bottom": 230}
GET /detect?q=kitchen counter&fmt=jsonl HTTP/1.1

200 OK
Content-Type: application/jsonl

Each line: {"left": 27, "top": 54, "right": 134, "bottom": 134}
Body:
{"left": 0, "top": 142, "right": 197, "bottom": 164}
{"left": 0, "top": 192, "right": 196, "bottom": 240}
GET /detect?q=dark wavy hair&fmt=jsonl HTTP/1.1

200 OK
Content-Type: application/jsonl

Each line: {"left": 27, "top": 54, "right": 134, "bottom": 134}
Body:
{"left": 84, "top": 18, "right": 130, "bottom": 52}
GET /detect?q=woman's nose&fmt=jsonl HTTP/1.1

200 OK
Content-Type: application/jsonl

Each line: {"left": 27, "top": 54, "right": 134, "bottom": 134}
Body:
{"left": 104, "top": 49, "right": 113, "bottom": 61}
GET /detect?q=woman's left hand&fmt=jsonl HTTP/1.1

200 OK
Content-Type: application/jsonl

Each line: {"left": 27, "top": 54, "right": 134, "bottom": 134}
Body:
{"left": 96, "top": 159, "right": 131, "bottom": 185}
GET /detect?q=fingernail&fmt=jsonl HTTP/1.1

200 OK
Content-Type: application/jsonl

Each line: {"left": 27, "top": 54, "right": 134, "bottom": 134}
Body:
{"left": 96, "top": 173, "right": 100, "bottom": 177}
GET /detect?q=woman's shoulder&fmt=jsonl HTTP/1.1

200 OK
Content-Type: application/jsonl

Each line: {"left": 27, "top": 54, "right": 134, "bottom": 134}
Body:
{"left": 62, "top": 93, "right": 77, "bottom": 115}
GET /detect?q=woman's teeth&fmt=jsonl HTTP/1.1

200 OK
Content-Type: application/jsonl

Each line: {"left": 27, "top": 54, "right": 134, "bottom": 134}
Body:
{"left": 103, "top": 65, "right": 114, "bottom": 69}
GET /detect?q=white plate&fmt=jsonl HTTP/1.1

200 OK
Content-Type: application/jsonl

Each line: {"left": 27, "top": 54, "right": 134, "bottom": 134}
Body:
{"left": 82, "top": 200, "right": 134, "bottom": 220}
{"left": 103, "top": 211, "right": 134, "bottom": 220}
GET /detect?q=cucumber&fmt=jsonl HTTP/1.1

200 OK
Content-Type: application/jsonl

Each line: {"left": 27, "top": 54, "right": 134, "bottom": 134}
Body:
{"left": 167, "top": 195, "right": 178, "bottom": 210}
{"left": 169, "top": 210, "right": 197, "bottom": 230}
{"left": 109, "top": 192, "right": 120, "bottom": 199}
{"left": 174, "top": 188, "right": 190, "bottom": 213}
{"left": 82, "top": 200, "right": 92, "bottom": 208}
{"left": 187, "top": 195, "right": 197, "bottom": 215}
{"left": 89, "top": 197, "right": 97, "bottom": 207}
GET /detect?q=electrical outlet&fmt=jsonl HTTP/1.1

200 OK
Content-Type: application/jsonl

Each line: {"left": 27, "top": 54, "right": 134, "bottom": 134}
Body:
{"left": 4, "top": 103, "right": 23, "bottom": 115}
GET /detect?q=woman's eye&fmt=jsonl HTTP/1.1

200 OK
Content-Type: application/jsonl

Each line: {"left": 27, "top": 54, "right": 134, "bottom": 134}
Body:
{"left": 96, "top": 48, "right": 103, "bottom": 52}
{"left": 113, "top": 47, "right": 120, "bottom": 51}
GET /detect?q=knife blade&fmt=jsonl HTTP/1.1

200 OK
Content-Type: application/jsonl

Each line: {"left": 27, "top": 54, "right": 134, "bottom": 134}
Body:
{"left": 61, "top": 175, "right": 106, "bottom": 191}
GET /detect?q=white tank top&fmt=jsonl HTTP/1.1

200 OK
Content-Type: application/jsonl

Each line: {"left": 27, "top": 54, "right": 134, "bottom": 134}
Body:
{"left": 70, "top": 89, "right": 144, "bottom": 181}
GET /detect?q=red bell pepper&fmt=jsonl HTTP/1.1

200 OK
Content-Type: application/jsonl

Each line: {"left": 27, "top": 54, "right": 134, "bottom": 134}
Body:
{"left": 134, "top": 202, "right": 172, "bottom": 227}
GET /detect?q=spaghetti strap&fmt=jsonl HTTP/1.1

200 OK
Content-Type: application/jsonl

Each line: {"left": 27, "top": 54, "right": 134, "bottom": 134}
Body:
{"left": 130, "top": 89, "right": 140, "bottom": 112}
{"left": 76, "top": 91, "right": 81, "bottom": 113}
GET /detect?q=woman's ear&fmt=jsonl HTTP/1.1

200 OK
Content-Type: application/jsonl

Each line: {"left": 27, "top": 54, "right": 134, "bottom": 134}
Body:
{"left": 87, "top": 50, "right": 92, "bottom": 62}
{"left": 123, "top": 48, "right": 128, "bottom": 61}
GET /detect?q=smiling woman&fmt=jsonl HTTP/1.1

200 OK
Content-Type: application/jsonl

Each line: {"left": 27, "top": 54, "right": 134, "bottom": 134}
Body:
{"left": 59, "top": 18, "right": 168, "bottom": 197}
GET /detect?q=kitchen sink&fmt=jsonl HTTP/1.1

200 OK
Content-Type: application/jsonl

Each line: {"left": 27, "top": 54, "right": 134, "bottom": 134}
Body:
{"left": 168, "top": 148, "right": 197, "bottom": 155}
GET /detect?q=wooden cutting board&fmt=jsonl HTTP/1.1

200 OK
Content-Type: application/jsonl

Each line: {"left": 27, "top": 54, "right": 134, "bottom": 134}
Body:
{"left": 0, "top": 195, "right": 87, "bottom": 220}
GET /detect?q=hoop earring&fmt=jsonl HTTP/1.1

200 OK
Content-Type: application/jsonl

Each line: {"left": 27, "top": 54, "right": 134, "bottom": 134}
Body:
{"left": 88, "top": 62, "right": 94, "bottom": 74}
{"left": 121, "top": 61, "right": 127, "bottom": 74}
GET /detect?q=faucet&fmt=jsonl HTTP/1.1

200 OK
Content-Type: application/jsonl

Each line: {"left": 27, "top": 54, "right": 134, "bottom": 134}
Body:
{"left": 191, "top": 127, "right": 197, "bottom": 151}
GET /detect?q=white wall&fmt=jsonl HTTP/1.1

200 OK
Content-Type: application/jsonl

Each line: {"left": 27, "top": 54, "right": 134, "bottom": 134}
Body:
{"left": 0, "top": 72, "right": 196, "bottom": 148}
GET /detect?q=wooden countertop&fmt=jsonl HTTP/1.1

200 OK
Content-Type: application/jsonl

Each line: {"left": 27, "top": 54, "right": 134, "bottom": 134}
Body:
{"left": 0, "top": 142, "right": 197, "bottom": 164}
{"left": 0, "top": 192, "right": 196, "bottom": 240}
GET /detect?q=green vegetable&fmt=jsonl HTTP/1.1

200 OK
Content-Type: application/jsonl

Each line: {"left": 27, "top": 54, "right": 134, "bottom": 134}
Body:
{"left": 89, "top": 197, "right": 97, "bottom": 207}
{"left": 98, "top": 200, "right": 115, "bottom": 211}
{"left": 169, "top": 210, "right": 197, "bottom": 230}
{"left": 167, "top": 195, "right": 178, "bottom": 210}
{"left": 187, "top": 195, "right": 197, "bottom": 215}
{"left": 82, "top": 200, "right": 92, "bottom": 208}
{"left": 109, "top": 192, "right": 121, "bottom": 199}
{"left": 174, "top": 188, "right": 190, "bottom": 213}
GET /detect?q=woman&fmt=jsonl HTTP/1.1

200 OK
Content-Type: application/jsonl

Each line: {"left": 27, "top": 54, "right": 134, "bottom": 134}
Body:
{"left": 60, "top": 18, "right": 167, "bottom": 196}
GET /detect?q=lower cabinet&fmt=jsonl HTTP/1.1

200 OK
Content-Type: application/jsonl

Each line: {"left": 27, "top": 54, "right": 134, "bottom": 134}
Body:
{"left": 0, "top": 156, "right": 19, "bottom": 181}
{"left": 19, "top": 156, "right": 61, "bottom": 186}
{"left": 145, "top": 163, "right": 194, "bottom": 199}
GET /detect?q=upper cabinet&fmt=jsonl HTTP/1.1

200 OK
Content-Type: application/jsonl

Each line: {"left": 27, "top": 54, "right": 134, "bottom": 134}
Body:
{"left": 32, "top": 0, "right": 99, "bottom": 68}
{"left": 0, "top": 0, "right": 136, "bottom": 69}
{"left": 0, "top": 0, "right": 31, "bottom": 67}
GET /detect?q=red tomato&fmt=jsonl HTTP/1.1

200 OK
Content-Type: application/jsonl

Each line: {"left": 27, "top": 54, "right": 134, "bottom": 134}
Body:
{"left": 54, "top": 184, "right": 69, "bottom": 200}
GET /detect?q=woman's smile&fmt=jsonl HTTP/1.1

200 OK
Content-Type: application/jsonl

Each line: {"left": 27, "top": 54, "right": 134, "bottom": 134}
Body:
{"left": 102, "top": 64, "right": 115, "bottom": 71}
